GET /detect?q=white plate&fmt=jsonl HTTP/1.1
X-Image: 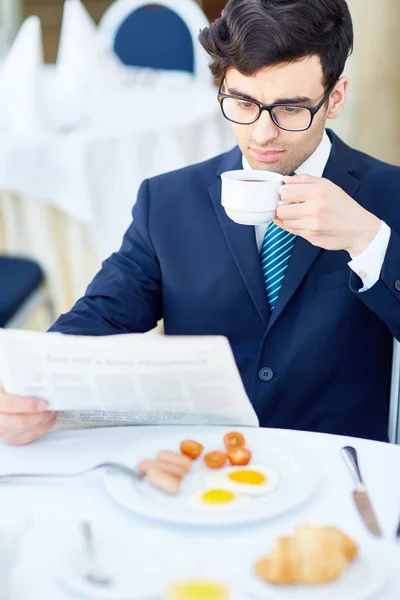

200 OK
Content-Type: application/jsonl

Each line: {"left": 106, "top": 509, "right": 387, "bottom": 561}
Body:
{"left": 55, "top": 533, "right": 172, "bottom": 600}
{"left": 236, "top": 543, "right": 391, "bottom": 600}
{"left": 102, "top": 429, "right": 320, "bottom": 527}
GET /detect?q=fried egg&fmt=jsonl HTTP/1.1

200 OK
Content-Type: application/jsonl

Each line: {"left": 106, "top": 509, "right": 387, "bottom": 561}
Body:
{"left": 188, "top": 488, "right": 249, "bottom": 511}
{"left": 207, "top": 465, "right": 278, "bottom": 496}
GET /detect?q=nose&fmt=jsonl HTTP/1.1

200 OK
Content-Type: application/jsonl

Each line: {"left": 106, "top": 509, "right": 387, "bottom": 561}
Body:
{"left": 251, "top": 109, "right": 280, "bottom": 145}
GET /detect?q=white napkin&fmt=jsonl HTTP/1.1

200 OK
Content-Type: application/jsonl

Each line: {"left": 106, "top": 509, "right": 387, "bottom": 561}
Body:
{"left": 53, "top": 0, "right": 129, "bottom": 127}
{"left": 0, "top": 16, "right": 48, "bottom": 135}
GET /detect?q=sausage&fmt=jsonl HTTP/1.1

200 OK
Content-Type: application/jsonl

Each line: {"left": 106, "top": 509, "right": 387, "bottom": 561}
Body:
{"left": 156, "top": 450, "right": 192, "bottom": 473}
{"left": 138, "top": 459, "right": 186, "bottom": 479}
{"left": 146, "top": 466, "right": 181, "bottom": 495}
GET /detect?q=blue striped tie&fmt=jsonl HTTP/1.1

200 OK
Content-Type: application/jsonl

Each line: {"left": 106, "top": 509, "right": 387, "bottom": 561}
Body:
{"left": 261, "top": 222, "right": 296, "bottom": 310}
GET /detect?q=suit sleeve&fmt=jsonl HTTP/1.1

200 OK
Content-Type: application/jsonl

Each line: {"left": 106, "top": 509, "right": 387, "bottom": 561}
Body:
{"left": 350, "top": 228, "right": 400, "bottom": 341}
{"left": 48, "top": 179, "right": 162, "bottom": 335}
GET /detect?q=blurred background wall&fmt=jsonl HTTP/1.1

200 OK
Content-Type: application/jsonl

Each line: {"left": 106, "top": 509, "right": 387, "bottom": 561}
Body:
{"left": 345, "top": 0, "right": 400, "bottom": 165}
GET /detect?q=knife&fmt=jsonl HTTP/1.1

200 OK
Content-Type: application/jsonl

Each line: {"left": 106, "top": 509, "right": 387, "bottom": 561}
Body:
{"left": 341, "top": 446, "right": 383, "bottom": 537}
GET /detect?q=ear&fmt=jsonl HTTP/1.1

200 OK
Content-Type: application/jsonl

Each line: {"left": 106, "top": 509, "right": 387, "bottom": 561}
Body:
{"left": 327, "top": 77, "right": 349, "bottom": 120}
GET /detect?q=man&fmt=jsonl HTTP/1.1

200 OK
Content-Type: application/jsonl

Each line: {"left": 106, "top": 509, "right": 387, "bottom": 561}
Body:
{"left": 1, "top": 0, "right": 400, "bottom": 445}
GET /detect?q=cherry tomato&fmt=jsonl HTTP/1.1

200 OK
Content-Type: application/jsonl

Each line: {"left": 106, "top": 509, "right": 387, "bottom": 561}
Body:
{"left": 204, "top": 450, "right": 227, "bottom": 469}
{"left": 180, "top": 440, "right": 204, "bottom": 460}
{"left": 227, "top": 447, "right": 252, "bottom": 466}
{"left": 223, "top": 431, "right": 246, "bottom": 452}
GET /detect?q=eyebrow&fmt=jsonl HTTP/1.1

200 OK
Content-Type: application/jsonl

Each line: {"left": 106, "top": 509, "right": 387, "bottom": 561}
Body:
{"left": 226, "top": 86, "right": 312, "bottom": 105}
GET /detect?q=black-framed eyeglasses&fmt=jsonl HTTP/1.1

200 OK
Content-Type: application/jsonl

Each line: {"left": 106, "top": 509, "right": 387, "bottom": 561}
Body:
{"left": 217, "top": 79, "right": 336, "bottom": 132}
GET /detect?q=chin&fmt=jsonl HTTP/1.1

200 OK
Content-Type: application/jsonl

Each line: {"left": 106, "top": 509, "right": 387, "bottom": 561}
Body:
{"left": 249, "top": 160, "right": 292, "bottom": 175}
{"left": 242, "top": 152, "right": 291, "bottom": 175}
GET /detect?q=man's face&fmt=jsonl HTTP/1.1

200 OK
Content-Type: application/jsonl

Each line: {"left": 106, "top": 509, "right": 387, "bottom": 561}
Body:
{"left": 224, "top": 56, "right": 345, "bottom": 175}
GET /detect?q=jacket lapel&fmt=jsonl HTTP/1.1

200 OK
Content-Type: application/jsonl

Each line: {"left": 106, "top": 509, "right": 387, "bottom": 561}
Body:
{"left": 209, "top": 147, "right": 270, "bottom": 326}
{"left": 265, "top": 131, "right": 362, "bottom": 333}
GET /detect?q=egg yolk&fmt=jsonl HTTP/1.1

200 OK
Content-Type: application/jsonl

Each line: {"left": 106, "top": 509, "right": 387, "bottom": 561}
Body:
{"left": 167, "top": 581, "right": 229, "bottom": 600}
{"left": 201, "top": 489, "right": 236, "bottom": 504}
{"left": 228, "top": 469, "right": 266, "bottom": 485}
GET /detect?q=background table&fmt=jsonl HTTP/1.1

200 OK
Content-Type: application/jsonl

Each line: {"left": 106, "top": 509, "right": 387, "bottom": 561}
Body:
{"left": 0, "top": 70, "right": 235, "bottom": 315}
{"left": 0, "top": 425, "right": 399, "bottom": 598}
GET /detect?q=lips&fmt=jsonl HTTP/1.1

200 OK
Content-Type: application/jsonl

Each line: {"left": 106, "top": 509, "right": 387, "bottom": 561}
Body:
{"left": 249, "top": 148, "right": 286, "bottom": 164}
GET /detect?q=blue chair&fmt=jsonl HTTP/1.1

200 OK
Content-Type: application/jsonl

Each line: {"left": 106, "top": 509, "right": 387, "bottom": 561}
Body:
{"left": 99, "top": 0, "right": 211, "bottom": 82}
{"left": 115, "top": 5, "right": 193, "bottom": 73}
{"left": 0, "top": 256, "right": 53, "bottom": 329}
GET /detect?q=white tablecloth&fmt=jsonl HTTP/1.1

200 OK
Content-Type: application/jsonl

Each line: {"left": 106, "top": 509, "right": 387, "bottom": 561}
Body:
{"left": 0, "top": 70, "right": 235, "bottom": 315}
{"left": 0, "top": 426, "right": 399, "bottom": 598}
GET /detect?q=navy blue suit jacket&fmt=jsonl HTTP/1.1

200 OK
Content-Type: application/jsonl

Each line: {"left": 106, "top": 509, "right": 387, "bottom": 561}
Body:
{"left": 50, "top": 131, "right": 400, "bottom": 441}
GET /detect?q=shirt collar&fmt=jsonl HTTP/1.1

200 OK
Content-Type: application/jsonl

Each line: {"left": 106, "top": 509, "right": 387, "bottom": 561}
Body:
{"left": 242, "top": 129, "right": 332, "bottom": 177}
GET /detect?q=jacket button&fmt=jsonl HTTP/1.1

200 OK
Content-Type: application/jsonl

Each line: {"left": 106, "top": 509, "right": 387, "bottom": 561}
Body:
{"left": 395, "top": 280, "right": 400, "bottom": 292}
{"left": 259, "top": 367, "right": 274, "bottom": 382}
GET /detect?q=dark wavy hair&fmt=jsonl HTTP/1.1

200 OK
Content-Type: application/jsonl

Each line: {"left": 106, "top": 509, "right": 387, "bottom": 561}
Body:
{"left": 199, "top": 0, "right": 353, "bottom": 91}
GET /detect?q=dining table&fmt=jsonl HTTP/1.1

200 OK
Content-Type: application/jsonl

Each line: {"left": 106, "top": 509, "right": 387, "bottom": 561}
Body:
{"left": 1, "top": 424, "right": 400, "bottom": 599}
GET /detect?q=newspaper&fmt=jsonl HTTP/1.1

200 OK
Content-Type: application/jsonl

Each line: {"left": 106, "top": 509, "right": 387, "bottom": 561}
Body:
{"left": 0, "top": 329, "right": 259, "bottom": 430}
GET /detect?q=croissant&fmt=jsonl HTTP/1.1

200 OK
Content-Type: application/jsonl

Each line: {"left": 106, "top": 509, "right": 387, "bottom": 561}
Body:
{"left": 315, "top": 526, "right": 358, "bottom": 563}
{"left": 255, "top": 525, "right": 358, "bottom": 586}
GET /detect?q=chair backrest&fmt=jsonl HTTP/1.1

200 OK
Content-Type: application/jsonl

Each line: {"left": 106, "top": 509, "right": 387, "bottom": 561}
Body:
{"left": 389, "top": 338, "right": 400, "bottom": 443}
{"left": 99, "top": 0, "right": 211, "bottom": 82}
{"left": 0, "top": 256, "right": 46, "bottom": 328}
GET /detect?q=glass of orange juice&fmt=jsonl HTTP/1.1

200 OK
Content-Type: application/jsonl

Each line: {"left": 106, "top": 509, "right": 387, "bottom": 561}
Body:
{"left": 166, "top": 580, "right": 230, "bottom": 600}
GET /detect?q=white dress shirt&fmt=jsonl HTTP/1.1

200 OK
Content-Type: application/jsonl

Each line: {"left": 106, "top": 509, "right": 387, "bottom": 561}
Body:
{"left": 242, "top": 131, "right": 391, "bottom": 291}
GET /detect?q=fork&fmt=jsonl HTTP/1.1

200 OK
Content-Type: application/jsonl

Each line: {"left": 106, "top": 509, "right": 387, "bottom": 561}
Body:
{"left": 81, "top": 521, "right": 112, "bottom": 586}
{"left": 0, "top": 461, "right": 144, "bottom": 482}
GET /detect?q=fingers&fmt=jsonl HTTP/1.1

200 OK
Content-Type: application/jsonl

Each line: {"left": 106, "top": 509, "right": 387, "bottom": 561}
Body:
{"left": 277, "top": 203, "right": 305, "bottom": 221}
{"left": 0, "top": 390, "right": 48, "bottom": 414}
{"left": 1, "top": 414, "right": 57, "bottom": 446}
{"left": 283, "top": 174, "right": 318, "bottom": 184}
{"left": 0, "top": 410, "right": 56, "bottom": 431}
{"left": 0, "top": 387, "right": 55, "bottom": 445}
{"left": 280, "top": 183, "right": 315, "bottom": 204}
{"left": 273, "top": 217, "right": 307, "bottom": 233}
{"left": 273, "top": 216, "right": 286, "bottom": 230}
{"left": 280, "top": 220, "right": 309, "bottom": 231}
{"left": 280, "top": 174, "right": 322, "bottom": 204}
{"left": 277, "top": 197, "right": 314, "bottom": 228}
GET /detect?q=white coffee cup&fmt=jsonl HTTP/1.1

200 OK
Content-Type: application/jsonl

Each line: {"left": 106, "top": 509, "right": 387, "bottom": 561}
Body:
{"left": 221, "top": 170, "right": 284, "bottom": 225}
